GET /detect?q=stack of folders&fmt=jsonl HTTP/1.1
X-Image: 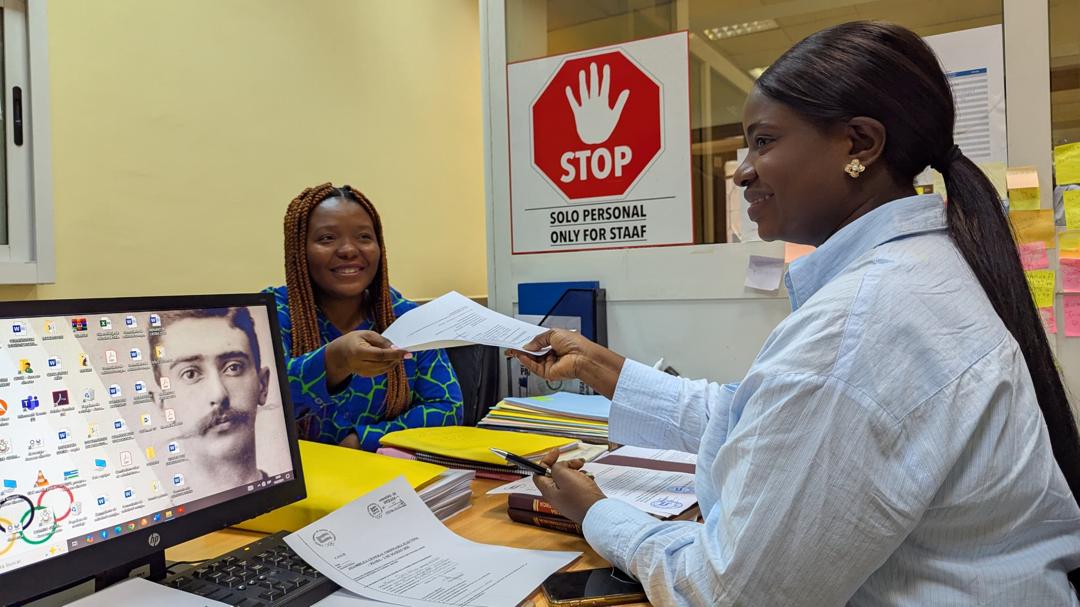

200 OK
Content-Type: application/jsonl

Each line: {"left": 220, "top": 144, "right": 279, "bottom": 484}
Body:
{"left": 500, "top": 446, "right": 700, "bottom": 536}
{"left": 378, "top": 426, "right": 579, "bottom": 480}
{"left": 477, "top": 392, "right": 611, "bottom": 444}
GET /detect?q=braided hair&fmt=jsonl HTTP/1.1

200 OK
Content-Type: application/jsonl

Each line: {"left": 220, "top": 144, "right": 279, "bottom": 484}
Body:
{"left": 282, "top": 182, "right": 410, "bottom": 417}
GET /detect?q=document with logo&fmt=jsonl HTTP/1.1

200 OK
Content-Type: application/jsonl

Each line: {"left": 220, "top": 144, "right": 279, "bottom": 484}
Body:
{"left": 285, "top": 476, "right": 579, "bottom": 607}
{"left": 381, "top": 291, "right": 550, "bottom": 355}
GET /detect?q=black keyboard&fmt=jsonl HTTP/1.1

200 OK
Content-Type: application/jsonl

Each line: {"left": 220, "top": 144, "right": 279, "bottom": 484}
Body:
{"left": 161, "top": 532, "right": 339, "bottom": 607}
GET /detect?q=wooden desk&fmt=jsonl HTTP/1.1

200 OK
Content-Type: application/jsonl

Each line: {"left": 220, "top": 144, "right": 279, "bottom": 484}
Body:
{"left": 167, "top": 478, "right": 649, "bottom": 606}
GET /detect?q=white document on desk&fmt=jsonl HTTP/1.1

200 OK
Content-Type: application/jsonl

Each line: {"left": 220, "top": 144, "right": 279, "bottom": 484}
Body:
{"left": 487, "top": 462, "right": 697, "bottom": 518}
{"left": 65, "top": 577, "right": 229, "bottom": 607}
{"left": 285, "top": 476, "right": 579, "bottom": 607}
{"left": 381, "top": 291, "right": 550, "bottom": 354}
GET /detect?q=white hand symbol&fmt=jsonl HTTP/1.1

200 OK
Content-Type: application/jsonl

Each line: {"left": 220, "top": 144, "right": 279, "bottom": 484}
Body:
{"left": 565, "top": 62, "right": 630, "bottom": 145}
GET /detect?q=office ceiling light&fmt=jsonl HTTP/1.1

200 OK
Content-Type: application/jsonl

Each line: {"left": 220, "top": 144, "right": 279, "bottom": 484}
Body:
{"left": 703, "top": 19, "right": 780, "bottom": 41}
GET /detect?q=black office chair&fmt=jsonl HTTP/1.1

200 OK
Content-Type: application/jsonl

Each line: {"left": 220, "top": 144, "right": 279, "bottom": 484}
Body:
{"left": 446, "top": 344, "right": 501, "bottom": 426}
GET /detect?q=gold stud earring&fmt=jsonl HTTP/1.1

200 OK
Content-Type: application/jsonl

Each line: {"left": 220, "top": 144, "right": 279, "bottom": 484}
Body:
{"left": 844, "top": 158, "right": 866, "bottom": 178}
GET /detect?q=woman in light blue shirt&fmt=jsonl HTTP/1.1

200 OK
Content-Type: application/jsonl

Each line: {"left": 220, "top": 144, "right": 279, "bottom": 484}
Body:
{"left": 511, "top": 22, "right": 1080, "bottom": 606}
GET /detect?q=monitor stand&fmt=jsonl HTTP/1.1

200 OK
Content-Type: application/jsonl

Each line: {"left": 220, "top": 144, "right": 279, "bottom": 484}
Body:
{"left": 18, "top": 551, "right": 167, "bottom": 606}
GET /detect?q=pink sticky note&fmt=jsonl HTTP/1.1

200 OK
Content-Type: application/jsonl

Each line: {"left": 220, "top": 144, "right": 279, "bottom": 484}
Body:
{"left": 784, "top": 242, "right": 816, "bottom": 263}
{"left": 1065, "top": 295, "right": 1080, "bottom": 337}
{"left": 1040, "top": 307, "right": 1057, "bottom": 334}
{"left": 1061, "top": 258, "right": 1080, "bottom": 293}
{"left": 1018, "top": 242, "right": 1049, "bottom": 270}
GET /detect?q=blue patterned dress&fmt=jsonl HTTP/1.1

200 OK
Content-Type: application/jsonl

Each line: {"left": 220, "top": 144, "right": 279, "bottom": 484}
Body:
{"left": 266, "top": 286, "right": 463, "bottom": 451}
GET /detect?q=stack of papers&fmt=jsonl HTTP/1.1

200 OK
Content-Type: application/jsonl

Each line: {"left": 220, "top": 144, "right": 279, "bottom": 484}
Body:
{"left": 418, "top": 468, "right": 475, "bottom": 520}
{"left": 478, "top": 392, "right": 611, "bottom": 444}
{"left": 378, "top": 426, "right": 577, "bottom": 476}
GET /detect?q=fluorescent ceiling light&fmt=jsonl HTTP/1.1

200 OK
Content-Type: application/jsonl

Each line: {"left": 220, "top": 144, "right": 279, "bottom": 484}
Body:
{"left": 703, "top": 19, "right": 780, "bottom": 41}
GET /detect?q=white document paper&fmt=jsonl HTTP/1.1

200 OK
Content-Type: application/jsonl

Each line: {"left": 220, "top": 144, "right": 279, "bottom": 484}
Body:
{"left": 66, "top": 577, "right": 229, "bottom": 607}
{"left": 285, "top": 476, "right": 579, "bottom": 607}
{"left": 487, "top": 462, "right": 696, "bottom": 518}
{"left": 382, "top": 291, "right": 549, "bottom": 355}
{"left": 609, "top": 446, "right": 697, "bottom": 465}
{"left": 745, "top": 255, "right": 785, "bottom": 292}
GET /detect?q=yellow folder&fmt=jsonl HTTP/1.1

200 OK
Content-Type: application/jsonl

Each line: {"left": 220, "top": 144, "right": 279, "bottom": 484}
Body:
{"left": 235, "top": 440, "right": 446, "bottom": 533}
{"left": 378, "top": 426, "right": 576, "bottom": 466}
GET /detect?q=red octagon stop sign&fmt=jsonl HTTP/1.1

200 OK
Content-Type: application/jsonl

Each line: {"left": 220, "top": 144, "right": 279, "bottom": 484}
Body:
{"left": 531, "top": 50, "right": 662, "bottom": 201}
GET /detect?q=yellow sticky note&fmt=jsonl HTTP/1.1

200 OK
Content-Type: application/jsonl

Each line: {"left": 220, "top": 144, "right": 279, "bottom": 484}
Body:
{"left": 1061, "top": 230, "right": 1080, "bottom": 258}
{"left": 1009, "top": 187, "right": 1040, "bottom": 211}
{"left": 1054, "top": 142, "right": 1080, "bottom": 186}
{"left": 1065, "top": 190, "right": 1080, "bottom": 230}
{"left": 1026, "top": 269, "right": 1056, "bottom": 309}
{"left": 1006, "top": 166, "right": 1040, "bottom": 191}
{"left": 979, "top": 162, "right": 1008, "bottom": 198}
{"left": 1010, "top": 209, "right": 1056, "bottom": 247}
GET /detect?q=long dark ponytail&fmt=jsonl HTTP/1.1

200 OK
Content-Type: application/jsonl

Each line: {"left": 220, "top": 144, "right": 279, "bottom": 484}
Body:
{"left": 756, "top": 21, "right": 1080, "bottom": 506}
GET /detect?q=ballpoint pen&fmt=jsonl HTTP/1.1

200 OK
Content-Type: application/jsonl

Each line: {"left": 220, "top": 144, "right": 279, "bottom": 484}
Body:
{"left": 490, "top": 447, "right": 552, "bottom": 476}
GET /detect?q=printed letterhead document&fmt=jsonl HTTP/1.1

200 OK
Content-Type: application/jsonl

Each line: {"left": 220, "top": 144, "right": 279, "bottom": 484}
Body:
{"left": 382, "top": 291, "right": 550, "bottom": 354}
{"left": 285, "top": 476, "right": 579, "bottom": 607}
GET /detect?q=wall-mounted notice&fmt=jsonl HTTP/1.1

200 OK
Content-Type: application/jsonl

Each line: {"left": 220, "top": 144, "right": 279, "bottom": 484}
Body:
{"left": 507, "top": 32, "right": 692, "bottom": 254}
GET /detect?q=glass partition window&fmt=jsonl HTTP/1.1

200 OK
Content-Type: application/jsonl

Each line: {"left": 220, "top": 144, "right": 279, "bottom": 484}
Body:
{"left": 507, "top": 0, "right": 1003, "bottom": 243}
{"left": 1051, "top": 0, "right": 1080, "bottom": 147}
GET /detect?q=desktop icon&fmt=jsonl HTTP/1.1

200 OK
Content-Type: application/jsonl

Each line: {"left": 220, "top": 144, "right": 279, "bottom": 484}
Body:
{"left": 63, "top": 469, "right": 78, "bottom": 481}
{"left": 124, "top": 315, "right": 137, "bottom": 329}
{"left": 113, "top": 418, "right": 126, "bottom": 431}
{"left": 149, "top": 314, "right": 162, "bottom": 328}
{"left": 134, "top": 380, "right": 147, "bottom": 394}
{"left": 78, "top": 353, "right": 90, "bottom": 368}
{"left": 164, "top": 408, "right": 175, "bottom": 423}
{"left": 34, "top": 470, "right": 49, "bottom": 487}
{"left": 150, "top": 480, "right": 161, "bottom": 494}
{"left": 167, "top": 441, "right": 180, "bottom": 455}
{"left": 164, "top": 510, "right": 173, "bottom": 519}
{"left": 140, "top": 413, "right": 152, "bottom": 427}
{"left": 159, "top": 376, "right": 171, "bottom": 390}
{"left": 108, "top": 384, "right": 122, "bottom": 398}
{"left": 171, "top": 473, "right": 184, "bottom": 487}
{"left": 129, "top": 347, "right": 142, "bottom": 362}
{"left": 57, "top": 429, "right": 70, "bottom": 442}
{"left": 21, "top": 395, "right": 40, "bottom": 412}
{"left": 140, "top": 517, "right": 148, "bottom": 527}
{"left": 70, "top": 501, "right": 82, "bottom": 516}
{"left": 105, "top": 350, "right": 117, "bottom": 364}
{"left": 47, "top": 356, "right": 61, "bottom": 370}
{"left": 27, "top": 437, "right": 43, "bottom": 450}
{"left": 176, "top": 506, "right": 185, "bottom": 514}
{"left": 152, "top": 513, "right": 162, "bottom": 523}
{"left": 52, "top": 389, "right": 70, "bottom": 407}
{"left": 99, "top": 530, "right": 109, "bottom": 539}
{"left": 0, "top": 399, "right": 7, "bottom": 416}
{"left": 86, "top": 535, "right": 95, "bottom": 543}
{"left": 123, "top": 488, "right": 134, "bottom": 500}
{"left": 87, "top": 423, "right": 100, "bottom": 438}
{"left": 145, "top": 446, "right": 156, "bottom": 460}
{"left": 18, "top": 359, "right": 33, "bottom": 374}
{"left": 3, "top": 479, "right": 16, "bottom": 489}
{"left": 153, "top": 345, "right": 166, "bottom": 360}
{"left": 0, "top": 439, "right": 9, "bottom": 454}
{"left": 99, "top": 317, "right": 112, "bottom": 330}
{"left": 94, "top": 458, "right": 107, "bottom": 470}
{"left": 126, "top": 522, "right": 136, "bottom": 531}
{"left": 114, "top": 525, "right": 123, "bottom": 535}
{"left": 120, "top": 451, "right": 132, "bottom": 466}
{"left": 44, "top": 320, "right": 57, "bottom": 334}
{"left": 82, "top": 388, "right": 95, "bottom": 402}
{"left": 11, "top": 321, "right": 25, "bottom": 335}
{"left": 71, "top": 317, "right": 88, "bottom": 332}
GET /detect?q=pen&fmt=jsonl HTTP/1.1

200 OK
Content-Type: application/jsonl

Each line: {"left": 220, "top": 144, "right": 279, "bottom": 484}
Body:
{"left": 490, "top": 448, "right": 551, "bottom": 476}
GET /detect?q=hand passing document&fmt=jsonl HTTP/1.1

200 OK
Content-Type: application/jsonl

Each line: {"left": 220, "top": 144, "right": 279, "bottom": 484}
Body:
{"left": 285, "top": 476, "right": 579, "bottom": 607}
{"left": 382, "top": 291, "right": 550, "bottom": 354}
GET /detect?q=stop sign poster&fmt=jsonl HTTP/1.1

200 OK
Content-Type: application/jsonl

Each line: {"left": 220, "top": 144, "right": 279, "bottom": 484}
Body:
{"left": 508, "top": 32, "right": 691, "bottom": 254}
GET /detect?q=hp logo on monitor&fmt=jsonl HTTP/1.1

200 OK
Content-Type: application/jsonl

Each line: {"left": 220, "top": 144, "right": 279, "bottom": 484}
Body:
{"left": 148, "top": 532, "right": 161, "bottom": 547}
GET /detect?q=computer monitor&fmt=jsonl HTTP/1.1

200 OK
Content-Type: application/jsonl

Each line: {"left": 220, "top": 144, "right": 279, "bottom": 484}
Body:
{"left": 0, "top": 293, "right": 305, "bottom": 605}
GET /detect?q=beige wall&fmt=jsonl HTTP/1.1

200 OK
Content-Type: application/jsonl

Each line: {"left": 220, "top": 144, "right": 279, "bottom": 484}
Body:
{"left": 0, "top": 0, "right": 485, "bottom": 301}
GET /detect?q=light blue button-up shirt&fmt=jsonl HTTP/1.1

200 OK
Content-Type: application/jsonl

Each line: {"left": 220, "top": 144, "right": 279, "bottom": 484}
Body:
{"left": 583, "top": 194, "right": 1080, "bottom": 606}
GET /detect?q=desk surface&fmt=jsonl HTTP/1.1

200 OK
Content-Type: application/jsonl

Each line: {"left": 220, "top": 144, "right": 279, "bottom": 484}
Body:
{"left": 166, "top": 478, "right": 649, "bottom": 607}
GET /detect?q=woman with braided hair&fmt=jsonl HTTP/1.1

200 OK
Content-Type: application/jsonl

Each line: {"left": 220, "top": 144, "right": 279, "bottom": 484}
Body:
{"left": 266, "top": 183, "right": 462, "bottom": 451}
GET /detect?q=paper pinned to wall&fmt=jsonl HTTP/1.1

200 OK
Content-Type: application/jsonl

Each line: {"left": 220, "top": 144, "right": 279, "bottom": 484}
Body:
{"left": 1009, "top": 188, "right": 1040, "bottom": 211}
{"left": 1040, "top": 307, "right": 1057, "bottom": 335}
{"left": 1064, "top": 295, "right": 1080, "bottom": 337}
{"left": 1064, "top": 190, "right": 1080, "bottom": 229}
{"left": 1018, "top": 241, "right": 1049, "bottom": 270}
{"left": 1061, "top": 258, "right": 1080, "bottom": 293}
{"left": 1055, "top": 143, "right": 1080, "bottom": 186}
{"left": 979, "top": 161, "right": 1008, "bottom": 198}
{"left": 783, "top": 243, "right": 815, "bottom": 263}
{"left": 1006, "top": 166, "right": 1040, "bottom": 190}
{"left": 1010, "top": 210, "right": 1056, "bottom": 247}
{"left": 745, "top": 255, "right": 784, "bottom": 292}
{"left": 1026, "top": 269, "right": 1056, "bottom": 309}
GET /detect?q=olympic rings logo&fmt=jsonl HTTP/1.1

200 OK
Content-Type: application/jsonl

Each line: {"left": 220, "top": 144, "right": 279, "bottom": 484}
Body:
{"left": 0, "top": 483, "right": 74, "bottom": 549}
{"left": 0, "top": 494, "right": 34, "bottom": 534}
